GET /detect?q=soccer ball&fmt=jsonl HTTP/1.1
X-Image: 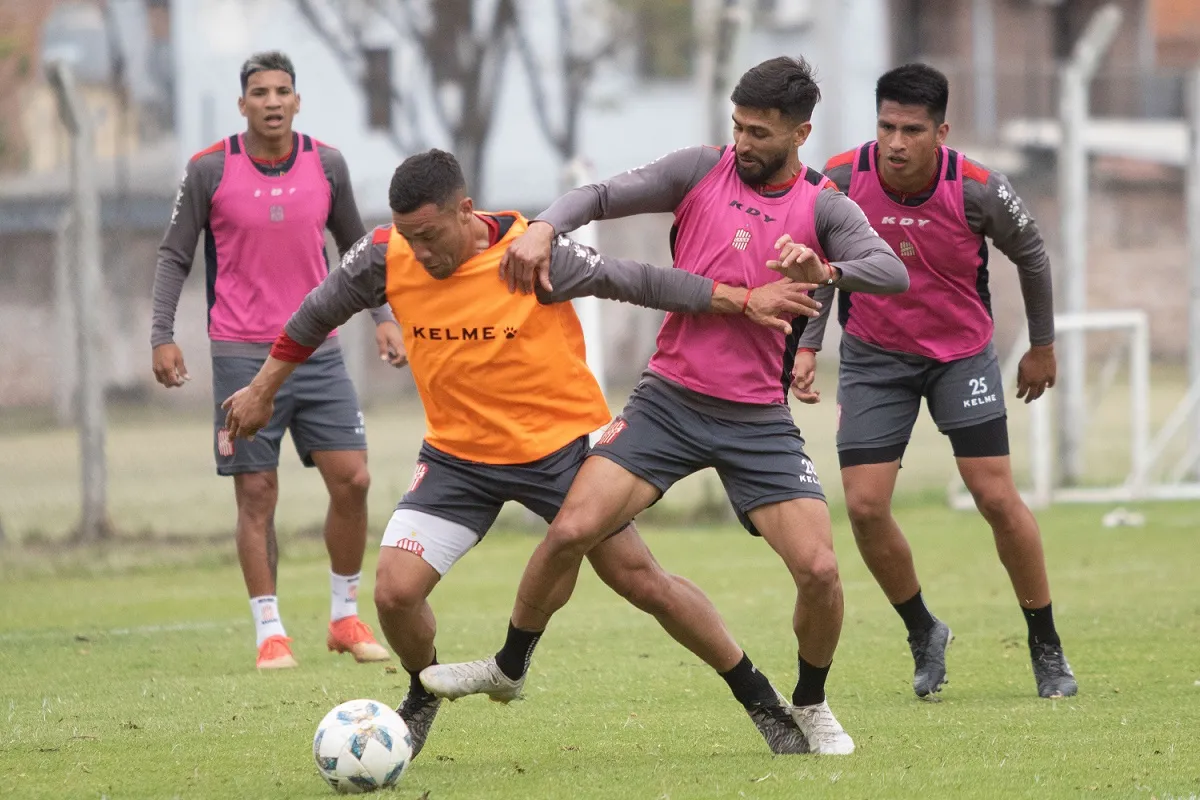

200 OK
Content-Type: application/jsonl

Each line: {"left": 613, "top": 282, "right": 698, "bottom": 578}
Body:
{"left": 313, "top": 699, "right": 413, "bottom": 794}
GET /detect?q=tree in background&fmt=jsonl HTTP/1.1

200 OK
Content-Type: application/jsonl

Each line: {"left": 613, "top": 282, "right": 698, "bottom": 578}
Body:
{"left": 294, "top": 0, "right": 646, "bottom": 197}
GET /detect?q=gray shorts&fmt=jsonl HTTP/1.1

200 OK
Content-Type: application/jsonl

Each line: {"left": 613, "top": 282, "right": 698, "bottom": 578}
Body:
{"left": 836, "top": 333, "right": 1007, "bottom": 455}
{"left": 396, "top": 437, "right": 591, "bottom": 536}
{"left": 592, "top": 379, "right": 825, "bottom": 536}
{"left": 211, "top": 348, "right": 366, "bottom": 476}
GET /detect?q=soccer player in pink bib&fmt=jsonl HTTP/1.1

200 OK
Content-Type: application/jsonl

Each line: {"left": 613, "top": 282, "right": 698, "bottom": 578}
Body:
{"left": 795, "top": 63, "right": 1076, "bottom": 700}
{"left": 151, "top": 51, "right": 402, "bottom": 670}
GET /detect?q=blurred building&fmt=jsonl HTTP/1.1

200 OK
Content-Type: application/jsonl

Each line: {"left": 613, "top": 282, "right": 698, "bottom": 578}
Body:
{"left": 1, "top": 0, "right": 1199, "bottom": 412}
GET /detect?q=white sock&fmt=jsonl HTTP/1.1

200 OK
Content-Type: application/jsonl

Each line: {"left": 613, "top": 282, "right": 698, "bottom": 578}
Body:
{"left": 330, "top": 572, "right": 361, "bottom": 622}
{"left": 251, "top": 596, "right": 286, "bottom": 647}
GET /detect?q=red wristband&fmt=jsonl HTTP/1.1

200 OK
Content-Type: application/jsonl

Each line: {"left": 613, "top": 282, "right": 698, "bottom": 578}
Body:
{"left": 798, "top": 347, "right": 817, "bottom": 354}
{"left": 269, "top": 330, "right": 318, "bottom": 363}
{"left": 741, "top": 288, "right": 753, "bottom": 314}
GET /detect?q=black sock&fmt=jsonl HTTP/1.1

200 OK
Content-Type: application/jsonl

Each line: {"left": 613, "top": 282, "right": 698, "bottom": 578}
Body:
{"left": 406, "top": 651, "right": 438, "bottom": 699}
{"left": 1023, "top": 602, "right": 1061, "bottom": 648}
{"left": 494, "top": 621, "right": 543, "bottom": 681}
{"left": 719, "top": 652, "right": 778, "bottom": 708}
{"left": 893, "top": 589, "right": 936, "bottom": 634}
{"left": 792, "top": 656, "right": 830, "bottom": 707}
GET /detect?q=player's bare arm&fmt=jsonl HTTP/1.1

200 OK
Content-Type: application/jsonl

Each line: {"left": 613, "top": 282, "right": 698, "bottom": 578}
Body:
{"left": 504, "top": 147, "right": 722, "bottom": 294}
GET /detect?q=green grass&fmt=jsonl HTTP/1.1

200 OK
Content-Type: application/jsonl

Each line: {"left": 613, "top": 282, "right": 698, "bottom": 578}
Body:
{"left": 1, "top": 363, "right": 1192, "bottom": 544}
{"left": 2, "top": 371, "right": 1198, "bottom": 797}
{"left": 2, "top": 503, "right": 1199, "bottom": 799}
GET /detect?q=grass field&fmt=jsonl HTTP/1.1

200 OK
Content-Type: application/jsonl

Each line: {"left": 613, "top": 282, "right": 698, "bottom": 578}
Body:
{"left": 2, "top": 502, "right": 1199, "bottom": 799}
{"left": 2, "top": 372, "right": 1199, "bottom": 798}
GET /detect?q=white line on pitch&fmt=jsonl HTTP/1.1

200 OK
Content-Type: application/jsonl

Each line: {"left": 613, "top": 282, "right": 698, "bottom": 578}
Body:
{"left": 0, "top": 619, "right": 247, "bottom": 643}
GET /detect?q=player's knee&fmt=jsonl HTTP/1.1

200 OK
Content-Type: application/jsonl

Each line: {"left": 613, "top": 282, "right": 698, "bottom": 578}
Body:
{"left": 970, "top": 484, "right": 1022, "bottom": 525}
{"left": 373, "top": 569, "right": 425, "bottom": 617}
{"left": 345, "top": 464, "right": 371, "bottom": 498}
{"left": 332, "top": 463, "right": 371, "bottom": 504}
{"left": 235, "top": 472, "right": 278, "bottom": 520}
{"left": 845, "top": 491, "right": 892, "bottom": 535}
{"left": 544, "top": 513, "right": 606, "bottom": 559}
{"left": 794, "top": 549, "right": 840, "bottom": 597}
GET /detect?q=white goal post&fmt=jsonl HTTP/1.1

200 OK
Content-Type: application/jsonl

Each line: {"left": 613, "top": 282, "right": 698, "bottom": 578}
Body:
{"left": 948, "top": 309, "right": 1200, "bottom": 510}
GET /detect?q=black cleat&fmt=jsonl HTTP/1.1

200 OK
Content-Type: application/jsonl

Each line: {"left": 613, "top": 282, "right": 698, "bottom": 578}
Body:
{"left": 745, "top": 691, "right": 810, "bottom": 755}
{"left": 397, "top": 690, "right": 442, "bottom": 758}
{"left": 909, "top": 619, "right": 953, "bottom": 698}
{"left": 1031, "top": 642, "right": 1077, "bottom": 698}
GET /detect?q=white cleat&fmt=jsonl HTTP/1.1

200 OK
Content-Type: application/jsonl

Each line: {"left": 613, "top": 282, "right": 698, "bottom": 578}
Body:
{"left": 420, "top": 657, "right": 524, "bottom": 703}
{"left": 789, "top": 700, "right": 855, "bottom": 755}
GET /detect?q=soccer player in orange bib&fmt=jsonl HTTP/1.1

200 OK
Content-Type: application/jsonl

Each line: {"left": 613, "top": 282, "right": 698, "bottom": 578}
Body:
{"left": 223, "top": 149, "right": 824, "bottom": 758}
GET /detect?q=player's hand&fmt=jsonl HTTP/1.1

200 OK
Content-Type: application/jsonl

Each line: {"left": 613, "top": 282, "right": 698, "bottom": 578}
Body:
{"left": 766, "top": 234, "right": 835, "bottom": 284}
{"left": 374, "top": 321, "right": 408, "bottom": 368}
{"left": 1016, "top": 343, "right": 1056, "bottom": 403}
{"left": 222, "top": 384, "right": 274, "bottom": 441}
{"left": 790, "top": 350, "right": 821, "bottom": 404}
{"left": 743, "top": 278, "right": 822, "bottom": 334}
{"left": 499, "top": 220, "right": 555, "bottom": 295}
{"left": 152, "top": 343, "right": 190, "bottom": 388}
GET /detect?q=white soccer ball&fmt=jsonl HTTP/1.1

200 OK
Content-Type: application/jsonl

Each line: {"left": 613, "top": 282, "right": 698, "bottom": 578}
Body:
{"left": 313, "top": 699, "right": 413, "bottom": 794}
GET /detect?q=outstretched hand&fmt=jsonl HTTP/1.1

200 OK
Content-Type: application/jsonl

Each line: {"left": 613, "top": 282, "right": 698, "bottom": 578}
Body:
{"left": 742, "top": 279, "right": 822, "bottom": 335}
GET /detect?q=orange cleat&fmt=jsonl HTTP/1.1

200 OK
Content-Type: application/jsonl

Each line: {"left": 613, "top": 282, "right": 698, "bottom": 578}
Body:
{"left": 327, "top": 616, "right": 390, "bottom": 663}
{"left": 256, "top": 635, "right": 298, "bottom": 670}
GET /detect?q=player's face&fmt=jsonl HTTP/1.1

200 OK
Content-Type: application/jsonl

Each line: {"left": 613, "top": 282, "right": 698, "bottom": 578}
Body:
{"left": 393, "top": 196, "right": 474, "bottom": 280}
{"left": 875, "top": 100, "right": 949, "bottom": 189}
{"left": 238, "top": 70, "right": 300, "bottom": 140}
{"left": 731, "top": 106, "right": 811, "bottom": 187}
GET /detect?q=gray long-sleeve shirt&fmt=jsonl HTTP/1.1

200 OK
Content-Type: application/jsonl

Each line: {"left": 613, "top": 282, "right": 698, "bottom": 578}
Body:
{"left": 797, "top": 148, "right": 1055, "bottom": 351}
{"left": 534, "top": 145, "right": 908, "bottom": 418}
{"left": 536, "top": 145, "right": 908, "bottom": 295}
{"left": 151, "top": 133, "right": 394, "bottom": 357}
{"left": 284, "top": 219, "right": 717, "bottom": 347}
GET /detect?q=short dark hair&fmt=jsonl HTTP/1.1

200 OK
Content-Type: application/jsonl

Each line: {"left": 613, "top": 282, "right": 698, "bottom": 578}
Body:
{"left": 730, "top": 56, "right": 821, "bottom": 122}
{"left": 240, "top": 51, "right": 296, "bottom": 94}
{"left": 875, "top": 63, "right": 949, "bottom": 125}
{"left": 389, "top": 149, "right": 467, "bottom": 214}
